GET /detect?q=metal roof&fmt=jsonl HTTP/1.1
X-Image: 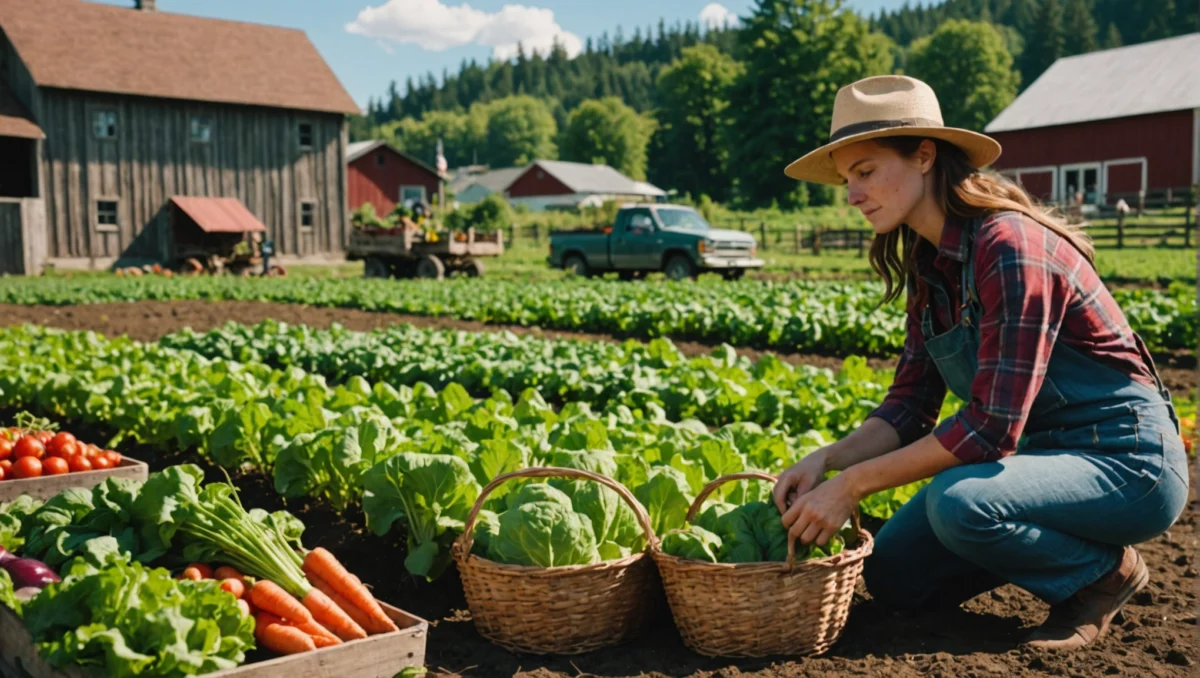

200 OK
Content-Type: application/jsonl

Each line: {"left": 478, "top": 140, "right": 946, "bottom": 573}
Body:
{"left": 0, "top": 0, "right": 359, "bottom": 115}
{"left": 345, "top": 139, "right": 440, "bottom": 176}
{"left": 171, "top": 197, "right": 266, "bottom": 234}
{"left": 448, "top": 166, "right": 528, "bottom": 194}
{"left": 532, "top": 160, "right": 666, "bottom": 196}
{"left": 986, "top": 33, "right": 1200, "bottom": 133}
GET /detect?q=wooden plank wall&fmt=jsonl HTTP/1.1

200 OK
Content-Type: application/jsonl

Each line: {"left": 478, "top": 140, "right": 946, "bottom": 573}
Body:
{"left": 0, "top": 198, "right": 45, "bottom": 275}
{"left": 0, "top": 201, "right": 23, "bottom": 274}
{"left": 37, "top": 89, "right": 348, "bottom": 261}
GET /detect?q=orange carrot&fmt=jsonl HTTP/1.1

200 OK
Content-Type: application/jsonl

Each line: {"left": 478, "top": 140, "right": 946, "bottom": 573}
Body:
{"left": 187, "top": 563, "right": 214, "bottom": 579}
{"left": 249, "top": 580, "right": 313, "bottom": 624}
{"left": 307, "top": 571, "right": 383, "bottom": 634}
{"left": 255, "top": 613, "right": 315, "bottom": 655}
{"left": 220, "top": 578, "right": 246, "bottom": 599}
{"left": 294, "top": 619, "right": 342, "bottom": 646}
{"left": 181, "top": 567, "right": 203, "bottom": 581}
{"left": 303, "top": 548, "right": 397, "bottom": 633}
{"left": 308, "top": 633, "right": 341, "bottom": 649}
{"left": 301, "top": 588, "right": 367, "bottom": 641}
{"left": 214, "top": 566, "right": 244, "bottom": 581}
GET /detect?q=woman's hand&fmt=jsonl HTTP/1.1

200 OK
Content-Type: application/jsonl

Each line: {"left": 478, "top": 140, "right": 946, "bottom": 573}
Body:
{"left": 780, "top": 472, "right": 861, "bottom": 547}
{"left": 773, "top": 448, "right": 831, "bottom": 516}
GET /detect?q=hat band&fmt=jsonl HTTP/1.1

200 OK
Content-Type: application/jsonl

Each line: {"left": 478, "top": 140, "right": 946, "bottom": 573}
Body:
{"left": 828, "top": 117, "right": 943, "bottom": 143}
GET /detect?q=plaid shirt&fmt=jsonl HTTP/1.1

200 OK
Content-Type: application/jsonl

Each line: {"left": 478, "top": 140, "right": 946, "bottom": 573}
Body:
{"left": 869, "top": 211, "right": 1161, "bottom": 464}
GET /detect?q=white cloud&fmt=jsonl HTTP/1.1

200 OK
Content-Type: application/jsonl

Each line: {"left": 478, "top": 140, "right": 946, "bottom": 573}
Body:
{"left": 699, "top": 2, "right": 739, "bottom": 30}
{"left": 346, "top": 0, "right": 582, "bottom": 60}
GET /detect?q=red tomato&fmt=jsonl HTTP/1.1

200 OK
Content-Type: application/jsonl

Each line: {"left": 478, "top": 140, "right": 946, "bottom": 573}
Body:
{"left": 12, "top": 457, "right": 42, "bottom": 479}
{"left": 0, "top": 459, "right": 11, "bottom": 474}
{"left": 34, "top": 431, "right": 53, "bottom": 444}
{"left": 68, "top": 455, "right": 93, "bottom": 473}
{"left": 42, "top": 457, "right": 69, "bottom": 476}
{"left": 0, "top": 439, "right": 12, "bottom": 461}
{"left": 58, "top": 441, "right": 80, "bottom": 459}
{"left": 13, "top": 436, "right": 45, "bottom": 460}
{"left": 45, "top": 432, "right": 77, "bottom": 457}
{"left": 92, "top": 455, "right": 114, "bottom": 470}
{"left": 0, "top": 466, "right": 5, "bottom": 481}
{"left": 102, "top": 451, "right": 122, "bottom": 467}
{"left": 85, "top": 444, "right": 102, "bottom": 459}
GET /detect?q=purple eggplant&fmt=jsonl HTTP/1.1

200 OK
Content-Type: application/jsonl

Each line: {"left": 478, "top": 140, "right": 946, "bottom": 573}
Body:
{"left": 1, "top": 558, "right": 60, "bottom": 589}
{"left": 0, "top": 546, "right": 15, "bottom": 566}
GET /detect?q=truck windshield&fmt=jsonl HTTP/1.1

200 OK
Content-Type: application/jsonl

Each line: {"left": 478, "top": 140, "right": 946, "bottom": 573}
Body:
{"left": 655, "top": 208, "right": 711, "bottom": 231}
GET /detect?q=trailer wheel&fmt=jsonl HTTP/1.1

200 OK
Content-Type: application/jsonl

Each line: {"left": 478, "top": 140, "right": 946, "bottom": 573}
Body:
{"left": 563, "top": 254, "right": 590, "bottom": 278}
{"left": 364, "top": 257, "right": 389, "bottom": 279}
{"left": 462, "top": 259, "right": 485, "bottom": 277}
{"left": 722, "top": 268, "right": 746, "bottom": 281}
{"left": 416, "top": 255, "right": 445, "bottom": 280}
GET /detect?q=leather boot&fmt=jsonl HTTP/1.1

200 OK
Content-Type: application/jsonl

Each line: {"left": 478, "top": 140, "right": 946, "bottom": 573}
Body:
{"left": 1023, "top": 546, "right": 1148, "bottom": 651}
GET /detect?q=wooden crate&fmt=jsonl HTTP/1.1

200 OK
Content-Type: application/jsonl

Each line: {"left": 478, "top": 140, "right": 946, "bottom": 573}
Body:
{"left": 0, "top": 458, "right": 149, "bottom": 503}
{"left": 0, "top": 600, "right": 428, "bottom": 678}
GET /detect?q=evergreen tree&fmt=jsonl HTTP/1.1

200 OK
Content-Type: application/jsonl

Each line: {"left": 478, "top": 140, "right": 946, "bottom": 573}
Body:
{"left": 1102, "top": 21, "right": 1123, "bottom": 49}
{"left": 1063, "top": 0, "right": 1098, "bottom": 55}
{"left": 1022, "top": 0, "right": 1065, "bottom": 86}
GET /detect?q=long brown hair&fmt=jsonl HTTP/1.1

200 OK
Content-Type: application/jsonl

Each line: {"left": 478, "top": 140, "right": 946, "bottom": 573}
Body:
{"left": 868, "top": 137, "right": 1095, "bottom": 306}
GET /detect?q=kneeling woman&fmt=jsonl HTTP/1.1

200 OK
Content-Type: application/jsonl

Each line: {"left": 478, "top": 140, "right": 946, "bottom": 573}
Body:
{"left": 773, "top": 75, "right": 1188, "bottom": 651}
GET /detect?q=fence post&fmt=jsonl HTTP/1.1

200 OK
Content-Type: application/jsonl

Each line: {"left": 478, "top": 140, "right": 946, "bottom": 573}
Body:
{"left": 1137, "top": 190, "right": 1145, "bottom": 217}
{"left": 740, "top": 218, "right": 745, "bottom": 232}
{"left": 793, "top": 226, "right": 802, "bottom": 254}
{"left": 812, "top": 226, "right": 822, "bottom": 255}
{"left": 508, "top": 224, "right": 516, "bottom": 246}
{"left": 1185, "top": 184, "right": 1196, "bottom": 248}
{"left": 759, "top": 222, "right": 768, "bottom": 251}
{"left": 533, "top": 223, "right": 541, "bottom": 243}
{"left": 1116, "top": 211, "right": 1125, "bottom": 249}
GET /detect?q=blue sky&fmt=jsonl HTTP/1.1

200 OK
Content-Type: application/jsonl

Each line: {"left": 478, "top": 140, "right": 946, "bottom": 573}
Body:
{"left": 94, "top": 0, "right": 907, "bottom": 112}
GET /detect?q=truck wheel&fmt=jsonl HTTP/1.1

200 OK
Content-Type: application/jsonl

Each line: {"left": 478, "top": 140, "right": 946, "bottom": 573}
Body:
{"left": 364, "top": 257, "right": 389, "bottom": 279}
{"left": 618, "top": 270, "right": 637, "bottom": 281}
{"left": 563, "top": 254, "right": 590, "bottom": 278}
{"left": 416, "top": 255, "right": 445, "bottom": 280}
{"left": 722, "top": 268, "right": 746, "bottom": 281}
{"left": 664, "top": 255, "right": 697, "bottom": 281}
{"left": 463, "top": 259, "right": 485, "bottom": 277}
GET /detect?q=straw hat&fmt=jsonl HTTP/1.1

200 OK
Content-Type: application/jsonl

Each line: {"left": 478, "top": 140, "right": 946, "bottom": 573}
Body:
{"left": 784, "top": 75, "right": 1002, "bottom": 186}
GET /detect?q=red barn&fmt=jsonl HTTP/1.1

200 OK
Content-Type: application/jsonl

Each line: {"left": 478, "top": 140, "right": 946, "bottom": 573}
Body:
{"left": 985, "top": 33, "right": 1200, "bottom": 205}
{"left": 346, "top": 140, "right": 441, "bottom": 216}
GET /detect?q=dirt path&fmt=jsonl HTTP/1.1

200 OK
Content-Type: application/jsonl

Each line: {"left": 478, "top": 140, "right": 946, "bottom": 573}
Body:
{"left": 0, "top": 300, "right": 1192, "bottom": 395}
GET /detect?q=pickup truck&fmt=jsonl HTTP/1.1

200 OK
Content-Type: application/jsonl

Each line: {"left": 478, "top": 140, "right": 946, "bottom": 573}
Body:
{"left": 547, "top": 205, "right": 764, "bottom": 280}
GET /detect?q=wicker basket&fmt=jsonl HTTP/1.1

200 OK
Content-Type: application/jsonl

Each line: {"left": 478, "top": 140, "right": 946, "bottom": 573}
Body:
{"left": 651, "top": 471, "right": 873, "bottom": 658}
{"left": 450, "top": 466, "right": 661, "bottom": 655}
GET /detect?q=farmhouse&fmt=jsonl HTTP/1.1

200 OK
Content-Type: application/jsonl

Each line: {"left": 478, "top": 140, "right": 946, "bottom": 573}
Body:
{"left": 505, "top": 160, "right": 666, "bottom": 211}
{"left": 448, "top": 166, "right": 527, "bottom": 205}
{"left": 985, "top": 32, "right": 1200, "bottom": 206}
{"left": 346, "top": 140, "right": 441, "bottom": 217}
{"left": 0, "top": 0, "right": 359, "bottom": 274}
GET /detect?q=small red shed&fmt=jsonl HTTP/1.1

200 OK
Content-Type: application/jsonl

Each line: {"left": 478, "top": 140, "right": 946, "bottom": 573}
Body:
{"left": 985, "top": 33, "right": 1200, "bottom": 205}
{"left": 346, "top": 140, "right": 441, "bottom": 216}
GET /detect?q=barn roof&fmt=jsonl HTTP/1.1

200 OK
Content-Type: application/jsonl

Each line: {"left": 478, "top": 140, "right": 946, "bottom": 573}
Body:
{"left": 448, "top": 166, "right": 527, "bottom": 195}
{"left": 345, "top": 139, "right": 440, "bottom": 176}
{"left": 0, "top": 0, "right": 359, "bottom": 116}
{"left": 0, "top": 80, "right": 43, "bottom": 139}
{"left": 527, "top": 160, "right": 666, "bottom": 196}
{"left": 986, "top": 33, "right": 1200, "bottom": 133}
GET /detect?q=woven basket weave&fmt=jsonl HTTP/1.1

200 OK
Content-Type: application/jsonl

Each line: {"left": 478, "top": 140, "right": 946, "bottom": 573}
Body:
{"left": 651, "top": 471, "right": 873, "bottom": 658}
{"left": 451, "top": 466, "right": 661, "bottom": 655}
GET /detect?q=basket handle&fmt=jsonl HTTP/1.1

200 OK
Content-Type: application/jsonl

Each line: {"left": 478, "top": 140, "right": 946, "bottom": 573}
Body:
{"left": 683, "top": 471, "right": 862, "bottom": 569}
{"left": 455, "top": 466, "right": 659, "bottom": 557}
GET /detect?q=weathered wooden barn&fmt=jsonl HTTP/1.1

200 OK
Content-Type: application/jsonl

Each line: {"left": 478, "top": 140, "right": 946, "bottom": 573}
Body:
{"left": 0, "top": 0, "right": 359, "bottom": 274}
{"left": 985, "top": 33, "right": 1199, "bottom": 206}
{"left": 346, "top": 140, "right": 441, "bottom": 218}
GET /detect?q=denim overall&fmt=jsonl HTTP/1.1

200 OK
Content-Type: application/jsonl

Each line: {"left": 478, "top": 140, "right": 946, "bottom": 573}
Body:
{"left": 863, "top": 218, "right": 1190, "bottom": 608}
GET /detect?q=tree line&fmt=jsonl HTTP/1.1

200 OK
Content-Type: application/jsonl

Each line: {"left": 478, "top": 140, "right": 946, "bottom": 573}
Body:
{"left": 352, "top": 0, "right": 1197, "bottom": 210}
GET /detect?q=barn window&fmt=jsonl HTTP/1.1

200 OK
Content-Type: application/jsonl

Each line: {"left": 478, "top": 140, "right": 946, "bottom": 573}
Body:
{"left": 96, "top": 200, "right": 119, "bottom": 232}
{"left": 190, "top": 117, "right": 212, "bottom": 143}
{"left": 376, "top": 151, "right": 386, "bottom": 167}
{"left": 93, "top": 110, "right": 117, "bottom": 139}
{"left": 400, "top": 185, "right": 426, "bottom": 207}
{"left": 300, "top": 201, "right": 316, "bottom": 229}
{"left": 297, "top": 123, "right": 314, "bottom": 150}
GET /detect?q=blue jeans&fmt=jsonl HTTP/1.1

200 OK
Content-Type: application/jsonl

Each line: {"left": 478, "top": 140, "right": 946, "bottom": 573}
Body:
{"left": 864, "top": 408, "right": 1189, "bottom": 607}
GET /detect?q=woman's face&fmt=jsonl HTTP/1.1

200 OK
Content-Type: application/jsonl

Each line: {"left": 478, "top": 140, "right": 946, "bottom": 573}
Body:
{"left": 831, "top": 139, "right": 934, "bottom": 235}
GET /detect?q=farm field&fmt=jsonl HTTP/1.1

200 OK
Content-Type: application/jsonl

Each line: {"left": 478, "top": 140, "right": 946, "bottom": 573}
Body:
{"left": 0, "top": 291, "right": 1195, "bottom": 677}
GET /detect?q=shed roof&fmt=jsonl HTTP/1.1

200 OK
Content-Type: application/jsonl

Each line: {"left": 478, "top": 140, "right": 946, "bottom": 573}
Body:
{"left": 171, "top": 197, "right": 266, "bottom": 233}
{"left": 528, "top": 160, "right": 666, "bottom": 196}
{"left": 346, "top": 139, "right": 442, "bottom": 177}
{"left": 449, "top": 166, "right": 527, "bottom": 195}
{"left": 985, "top": 33, "right": 1200, "bottom": 133}
{"left": 0, "top": 0, "right": 358, "bottom": 115}
{"left": 0, "top": 81, "right": 43, "bottom": 139}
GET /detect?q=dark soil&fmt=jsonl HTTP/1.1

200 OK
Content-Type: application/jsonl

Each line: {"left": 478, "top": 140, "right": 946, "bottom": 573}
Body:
{"left": 0, "top": 300, "right": 1190, "bottom": 393}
